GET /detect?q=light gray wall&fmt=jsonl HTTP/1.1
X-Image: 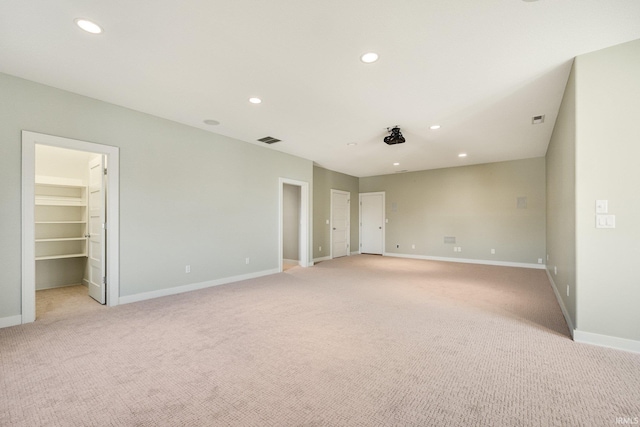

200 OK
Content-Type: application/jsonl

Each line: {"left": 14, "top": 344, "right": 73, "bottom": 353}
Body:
{"left": 574, "top": 39, "right": 640, "bottom": 341}
{"left": 545, "top": 62, "right": 577, "bottom": 328}
{"left": 283, "top": 184, "right": 300, "bottom": 261}
{"left": 0, "top": 72, "right": 312, "bottom": 319}
{"left": 359, "top": 158, "right": 546, "bottom": 265}
{"left": 312, "top": 166, "right": 359, "bottom": 259}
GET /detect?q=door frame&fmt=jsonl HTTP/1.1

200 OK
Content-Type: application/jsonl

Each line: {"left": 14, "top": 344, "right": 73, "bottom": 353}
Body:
{"left": 330, "top": 189, "right": 350, "bottom": 259}
{"left": 278, "top": 178, "right": 310, "bottom": 271}
{"left": 21, "top": 131, "right": 120, "bottom": 323}
{"left": 359, "top": 191, "right": 385, "bottom": 255}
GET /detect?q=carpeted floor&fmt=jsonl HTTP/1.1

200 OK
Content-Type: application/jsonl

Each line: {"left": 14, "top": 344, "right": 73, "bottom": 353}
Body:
{"left": 35, "top": 284, "right": 104, "bottom": 322}
{"left": 1, "top": 255, "right": 639, "bottom": 426}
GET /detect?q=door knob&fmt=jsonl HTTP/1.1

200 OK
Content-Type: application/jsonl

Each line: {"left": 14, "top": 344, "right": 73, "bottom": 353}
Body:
{"left": 333, "top": 227, "right": 336, "bottom": 230}
{"left": 379, "top": 226, "right": 382, "bottom": 229}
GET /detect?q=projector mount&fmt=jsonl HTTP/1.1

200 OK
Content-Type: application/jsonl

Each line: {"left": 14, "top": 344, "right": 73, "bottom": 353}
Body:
{"left": 384, "top": 126, "right": 405, "bottom": 145}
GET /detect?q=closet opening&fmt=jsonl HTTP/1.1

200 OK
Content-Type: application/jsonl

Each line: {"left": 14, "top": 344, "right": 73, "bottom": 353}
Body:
{"left": 22, "top": 131, "right": 120, "bottom": 324}
{"left": 278, "top": 178, "right": 310, "bottom": 272}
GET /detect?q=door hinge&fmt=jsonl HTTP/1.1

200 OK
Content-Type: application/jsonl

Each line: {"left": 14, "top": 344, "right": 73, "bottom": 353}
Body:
{"left": 102, "top": 277, "right": 106, "bottom": 285}
{"left": 102, "top": 222, "right": 107, "bottom": 230}
{"left": 104, "top": 168, "right": 107, "bottom": 175}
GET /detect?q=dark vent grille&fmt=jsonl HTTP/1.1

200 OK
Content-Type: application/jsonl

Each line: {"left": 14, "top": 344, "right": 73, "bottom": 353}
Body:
{"left": 258, "top": 136, "right": 281, "bottom": 144}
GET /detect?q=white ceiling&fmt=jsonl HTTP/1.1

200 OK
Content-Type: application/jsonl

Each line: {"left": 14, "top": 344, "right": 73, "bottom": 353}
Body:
{"left": 2, "top": 1, "right": 640, "bottom": 177}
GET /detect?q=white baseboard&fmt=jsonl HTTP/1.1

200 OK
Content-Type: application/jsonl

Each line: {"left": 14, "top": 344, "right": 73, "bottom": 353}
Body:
{"left": 35, "top": 282, "right": 84, "bottom": 291}
{"left": 119, "top": 268, "right": 280, "bottom": 305}
{"left": 0, "top": 315, "right": 23, "bottom": 329}
{"left": 350, "top": 251, "right": 360, "bottom": 256}
{"left": 545, "top": 269, "right": 575, "bottom": 337}
{"left": 383, "top": 252, "right": 546, "bottom": 270}
{"left": 574, "top": 329, "right": 640, "bottom": 354}
{"left": 313, "top": 256, "right": 331, "bottom": 263}
{"left": 283, "top": 259, "right": 299, "bottom": 264}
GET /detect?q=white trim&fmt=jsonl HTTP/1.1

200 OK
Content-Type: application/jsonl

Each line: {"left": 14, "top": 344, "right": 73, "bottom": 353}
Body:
{"left": 313, "top": 256, "right": 331, "bottom": 263}
{"left": 119, "top": 268, "right": 279, "bottom": 305}
{"left": 330, "top": 189, "right": 351, "bottom": 259}
{"left": 35, "top": 282, "right": 84, "bottom": 291}
{"left": 545, "top": 269, "right": 575, "bottom": 337}
{"left": 279, "top": 178, "right": 310, "bottom": 272}
{"left": 283, "top": 258, "right": 299, "bottom": 264}
{"left": 350, "top": 251, "right": 361, "bottom": 256}
{"left": 22, "top": 131, "right": 120, "bottom": 324}
{"left": 0, "top": 315, "right": 23, "bottom": 329}
{"left": 574, "top": 330, "right": 640, "bottom": 354}
{"left": 383, "top": 252, "right": 546, "bottom": 270}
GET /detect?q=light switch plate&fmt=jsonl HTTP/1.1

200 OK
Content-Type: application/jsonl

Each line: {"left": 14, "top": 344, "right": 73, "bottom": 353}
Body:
{"left": 596, "top": 214, "right": 615, "bottom": 228}
{"left": 596, "top": 200, "right": 608, "bottom": 214}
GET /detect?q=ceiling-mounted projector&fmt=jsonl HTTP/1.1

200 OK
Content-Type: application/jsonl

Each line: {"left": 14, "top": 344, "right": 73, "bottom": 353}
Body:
{"left": 384, "top": 126, "right": 405, "bottom": 145}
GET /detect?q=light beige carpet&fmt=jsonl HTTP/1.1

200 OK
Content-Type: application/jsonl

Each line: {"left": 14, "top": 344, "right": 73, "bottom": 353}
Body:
{"left": 1, "top": 255, "right": 639, "bottom": 426}
{"left": 36, "top": 284, "right": 104, "bottom": 322}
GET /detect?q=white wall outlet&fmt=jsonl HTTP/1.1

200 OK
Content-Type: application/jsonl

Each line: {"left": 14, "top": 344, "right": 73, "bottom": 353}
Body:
{"left": 554, "top": 266, "right": 557, "bottom": 275}
{"left": 411, "top": 244, "right": 415, "bottom": 249}
{"left": 245, "top": 257, "right": 250, "bottom": 265}
{"left": 458, "top": 247, "right": 462, "bottom": 252}
{"left": 319, "top": 246, "right": 322, "bottom": 252}
{"left": 491, "top": 249, "right": 495, "bottom": 254}
{"left": 325, "top": 219, "right": 329, "bottom": 225}
{"left": 385, "top": 218, "right": 389, "bottom": 223}
{"left": 567, "top": 284, "right": 570, "bottom": 297}
{"left": 538, "top": 258, "right": 543, "bottom": 264}
{"left": 185, "top": 265, "right": 191, "bottom": 273}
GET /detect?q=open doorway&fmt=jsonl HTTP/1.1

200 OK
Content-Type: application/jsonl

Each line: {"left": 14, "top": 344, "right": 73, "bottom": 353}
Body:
{"left": 22, "top": 131, "right": 120, "bottom": 324}
{"left": 278, "top": 178, "right": 310, "bottom": 272}
{"left": 33, "top": 145, "right": 104, "bottom": 319}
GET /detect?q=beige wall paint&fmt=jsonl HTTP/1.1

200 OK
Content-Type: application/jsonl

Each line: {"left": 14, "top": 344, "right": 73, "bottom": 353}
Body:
{"left": 574, "top": 39, "right": 640, "bottom": 341}
{"left": 312, "top": 166, "right": 359, "bottom": 260}
{"left": 0, "top": 72, "right": 312, "bottom": 319}
{"left": 545, "top": 61, "right": 577, "bottom": 329}
{"left": 359, "top": 158, "right": 546, "bottom": 265}
{"left": 283, "top": 184, "right": 300, "bottom": 261}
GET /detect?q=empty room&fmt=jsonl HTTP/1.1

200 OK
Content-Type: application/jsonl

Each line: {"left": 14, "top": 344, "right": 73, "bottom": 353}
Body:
{"left": 1, "top": 1, "right": 640, "bottom": 426}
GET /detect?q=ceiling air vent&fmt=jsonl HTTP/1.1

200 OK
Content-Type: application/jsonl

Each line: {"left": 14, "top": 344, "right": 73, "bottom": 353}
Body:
{"left": 258, "top": 136, "right": 281, "bottom": 144}
{"left": 532, "top": 115, "right": 545, "bottom": 124}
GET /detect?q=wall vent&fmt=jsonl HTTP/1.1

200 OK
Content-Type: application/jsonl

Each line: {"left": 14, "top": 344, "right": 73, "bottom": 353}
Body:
{"left": 531, "top": 115, "right": 545, "bottom": 124}
{"left": 258, "top": 136, "right": 281, "bottom": 144}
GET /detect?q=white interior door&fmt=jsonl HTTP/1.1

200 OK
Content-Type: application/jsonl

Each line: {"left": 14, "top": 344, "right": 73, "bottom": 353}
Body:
{"left": 360, "top": 192, "right": 384, "bottom": 255}
{"left": 331, "top": 190, "right": 350, "bottom": 258}
{"left": 88, "top": 156, "right": 106, "bottom": 304}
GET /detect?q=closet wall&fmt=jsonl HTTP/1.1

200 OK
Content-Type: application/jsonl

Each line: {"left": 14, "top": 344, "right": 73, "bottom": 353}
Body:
{"left": 283, "top": 184, "right": 301, "bottom": 262}
{"left": 35, "top": 145, "right": 96, "bottom": 290}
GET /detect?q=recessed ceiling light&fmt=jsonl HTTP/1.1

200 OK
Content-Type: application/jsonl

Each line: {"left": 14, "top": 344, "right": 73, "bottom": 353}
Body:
{"left": 75, "top": 18, "right": 103, "bottom": 34}
{"left": 458, "top": 153, "right": 467, "bottom": 158}
{"left": 360, "top": 52, "right": 379, "bottom": 63}
{"left": 346, "top": 142, "right": 358, "bottom": 146}
{"left": 249, "top": 97, "right": 262, "bottom": 104}
{"left": 203, "top": 119, "right": 220, "bottom": 126}
{"left": 393, "top": 162, "right": 400, "bottom": 166}
{"left": 430, "top": 125, "right": 441, "bottom": 130}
